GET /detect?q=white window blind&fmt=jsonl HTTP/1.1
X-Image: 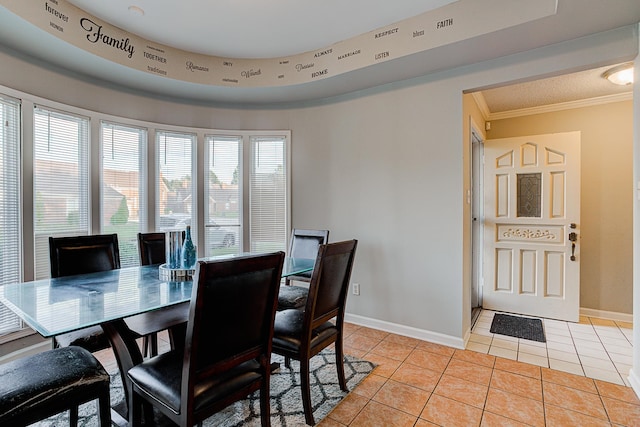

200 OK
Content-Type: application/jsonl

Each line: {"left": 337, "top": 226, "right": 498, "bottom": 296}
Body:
{"left": 249, "top": 136, "right": 287, "bottom": 253}
{"left": 204, "top": 135, "right": 241, "bottom": 256}
{"left": 0, "top": 95, "right": 22, "bottom": 334}
{"left": 33, "top": 106, "right": 90, "bottom": 280}
{"left": 156, "top": 131, "right": 195, "bottom": 233}
{"left": 101, "top": 122, "right": 147, "bottom": 267}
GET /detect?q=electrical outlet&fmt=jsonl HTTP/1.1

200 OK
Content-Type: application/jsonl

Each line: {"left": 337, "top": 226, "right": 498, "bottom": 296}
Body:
{"left": 352, "top": 283, "right": 360, "bottom": 295}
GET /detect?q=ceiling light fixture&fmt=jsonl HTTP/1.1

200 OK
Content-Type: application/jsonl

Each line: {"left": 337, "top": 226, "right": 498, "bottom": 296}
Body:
{"left": 128, "top": 5, "right": 145, "bottom": 16}
{"left": 602, "top": 63, "right": 634, "bottom": 86}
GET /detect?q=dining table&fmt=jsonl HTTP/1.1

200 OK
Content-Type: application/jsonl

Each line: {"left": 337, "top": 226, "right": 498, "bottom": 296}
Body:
{"left": 0, "top": 254, "right": 315, "bottom": 426}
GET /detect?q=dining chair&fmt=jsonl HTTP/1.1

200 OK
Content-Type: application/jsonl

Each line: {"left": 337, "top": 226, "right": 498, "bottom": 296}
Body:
{"left": 49, "top": 234, "right": 157, "bottom": 357}
{"left": 127, "top": 251, "right": 285, "bottom": 427}
{"left": 278, "top": 228, "right": 329, "bottom": 311}
{"left": 132, "top": 231, "right": 171, "bottom": 357}
{"left": 272, "top": 239, "right": 357, "bottom": 425}
{"left": 0, "top": 346, "right": 111, "bottom": 427}
{"left": 137, "top": 231, "right": 167, "bottom": 266}
{"left": 49, "top": 233, "right": 121, "bottom": 352}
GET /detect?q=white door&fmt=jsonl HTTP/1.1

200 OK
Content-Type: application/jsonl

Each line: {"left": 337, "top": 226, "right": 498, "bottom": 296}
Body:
{"left": 483, "top": 132, "right": 580, "bottom": 322}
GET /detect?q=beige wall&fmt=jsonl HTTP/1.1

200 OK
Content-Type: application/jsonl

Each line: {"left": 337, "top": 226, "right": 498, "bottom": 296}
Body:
{"left": 487, "top": 101, "right": 634, "bottom": 314}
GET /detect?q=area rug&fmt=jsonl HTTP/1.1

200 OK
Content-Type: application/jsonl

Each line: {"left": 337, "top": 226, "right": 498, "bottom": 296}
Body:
{"left": 490, "top": 313, "right": 546, "bottom": 342}
{"left": 32, "top": 349, "right": 375, "bottom": 426}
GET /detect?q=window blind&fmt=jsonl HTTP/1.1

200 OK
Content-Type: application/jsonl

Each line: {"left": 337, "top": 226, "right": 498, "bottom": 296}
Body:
{"left": 249, "top": 136, "right": 287, "bottom": 253}
{"left": 33, "top": 106, "right": 90, "bottom": 279}
{"left": 205, "top": 136, "right": 241, "bottom": 256}
{"left": 156, "top": 131, "right": 195, "bottom": 233}
{"left": 101, "top": 121, "right": 147, "bottom": 267}
{"left": 0, "top": 95, "right": 22, "bottom": 334}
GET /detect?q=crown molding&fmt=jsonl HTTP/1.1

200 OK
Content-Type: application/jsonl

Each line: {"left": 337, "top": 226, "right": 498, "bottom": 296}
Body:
{"left": 471, "top": 92, "right": 490, "bottom": 120}
{"left": 487, "top": 92, "right": 633, "bottom": 120}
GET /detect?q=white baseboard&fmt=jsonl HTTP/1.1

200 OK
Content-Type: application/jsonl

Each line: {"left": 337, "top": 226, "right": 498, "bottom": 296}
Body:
{"left": 629, "top": 368, "right": 640, "bottom": 400}
{"left": 579, "top": 307, "right": 633, "bottom": 323}
{"left": 344, "top": 313, "right": 465, "bottom": 349}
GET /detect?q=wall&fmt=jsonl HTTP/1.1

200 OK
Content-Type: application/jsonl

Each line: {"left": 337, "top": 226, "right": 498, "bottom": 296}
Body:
{"left": 487, "top": 101, "right": 634, "bottom": 314}
{"left": 0, "top": 25, "right": 637, "bottom": 345}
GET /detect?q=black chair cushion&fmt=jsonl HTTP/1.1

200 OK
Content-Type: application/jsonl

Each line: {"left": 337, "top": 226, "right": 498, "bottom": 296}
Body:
{"left": 277, "top": 285, "right": 309, "bottom": 310}
{"left": 0, "top": 346, "right": 109, "bottom": 421}
{"left": 128, "top": 351, "right": 262, "bottom": 414}
{"left": 55, "top": 325, "right": 111, "bottom": 352}
{"left": 272, "top": 309, "right": 337, "bottom": 353}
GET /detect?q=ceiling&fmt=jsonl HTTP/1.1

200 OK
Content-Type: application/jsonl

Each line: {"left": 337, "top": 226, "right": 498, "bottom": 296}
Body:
{"left": 478, "top": 63, "right": 634, "bottom": 118}
{"left": 66, "top": 0, "right": 457, "bottom": 59}
{"left": 0, "top": 0, "right": 638, "bottom": 106}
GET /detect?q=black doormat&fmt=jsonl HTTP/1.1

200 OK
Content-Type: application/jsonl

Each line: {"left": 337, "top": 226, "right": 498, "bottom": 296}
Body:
{"left": 490, "top": 313, "right": 546, "bottom": 342}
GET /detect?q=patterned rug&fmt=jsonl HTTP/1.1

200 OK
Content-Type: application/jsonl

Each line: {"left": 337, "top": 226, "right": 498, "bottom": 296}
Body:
{"left": 32, "top": 350, "right": 375, "bottom": 426}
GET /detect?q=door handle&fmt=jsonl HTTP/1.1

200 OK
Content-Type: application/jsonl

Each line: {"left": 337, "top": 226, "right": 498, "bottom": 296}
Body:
{"left": 568, "top": 231, "right": 578, "bottom": 261}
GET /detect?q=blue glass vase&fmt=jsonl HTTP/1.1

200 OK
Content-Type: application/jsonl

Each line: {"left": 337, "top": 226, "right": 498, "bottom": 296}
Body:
{"left": 181, "top": 225, "right": 197, "bottom": 269}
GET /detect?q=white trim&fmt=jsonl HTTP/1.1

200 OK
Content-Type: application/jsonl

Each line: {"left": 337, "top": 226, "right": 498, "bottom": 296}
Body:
{"left": 488, "top": 92, "right": 633, "bottom": 120}
{"left": 579, "top": 307, "right": 633, "bottom": 323}
{"left": 629, "top": 368, "right": 640, "bottom": 400}
{"left": 344, "top": 313, "right": 465, "bottom": 349}
{"left": 471, "top": 92, "right": 490, "bottom": 120}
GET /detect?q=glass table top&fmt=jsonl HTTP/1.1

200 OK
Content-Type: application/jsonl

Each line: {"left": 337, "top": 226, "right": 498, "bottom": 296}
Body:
{"left": 0, "top": 255, "right": 314, "bottom": 338}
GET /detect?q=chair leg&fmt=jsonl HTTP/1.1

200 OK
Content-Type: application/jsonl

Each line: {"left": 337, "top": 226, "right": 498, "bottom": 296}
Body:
{"left": 129, "top": 388, "right": 144, "bottom": 427}
{"left": 69, "top": 406, "right": 79, "bottom": 427}
{"left": 300, "top": 358, "right": 315, "bottom": 425}
{"left": 98, "top": 386, "right": 112, "bottom": 427}
{"left": 335, "top": 337, "right": 348, "bottom": 392}
{"left": 259, "top": 376, "right": 271, "bottom": 427}
{"left": 285, "top": 356, "right": 291, "bottom": 369}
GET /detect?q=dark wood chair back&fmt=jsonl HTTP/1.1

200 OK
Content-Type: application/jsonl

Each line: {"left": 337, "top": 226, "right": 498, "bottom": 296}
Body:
{"left": 272, "top": 239, "right": 357, "bottom": 425}
{"left": 137, "top": 232, "right": 166, "bottom": 265}
{"left": 186, "top": 252, "right": 284, "bottom": 382}
{"left": 305, "top": 239, "right": 357, "bottom": 327}
{"left": 128, "top": 251, "right": 285, "bottom": 427}
{"left": 289, "top": 228, "right": 329, "bottom": 260}
{"left": 49, "top": 234, "right": 120, "bottom": 278}
{"left": 48, "top": 234, "right": 120, "bottom": 352}
{"left": 285, "top": 228, "right": 329, "bottom": 285}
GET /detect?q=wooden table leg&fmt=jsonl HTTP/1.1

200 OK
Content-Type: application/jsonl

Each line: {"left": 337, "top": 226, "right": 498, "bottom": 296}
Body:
{"left": 101, "top": 319, "right": 143, "bottom": 422}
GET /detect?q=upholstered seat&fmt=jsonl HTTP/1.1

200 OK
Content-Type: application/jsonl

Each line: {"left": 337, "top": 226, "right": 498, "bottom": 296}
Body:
{"left": 277, "top": 284, "right": 311, "bottom": 310}
{"left": 0, "top": 346, "right": 111, "bottom": 426}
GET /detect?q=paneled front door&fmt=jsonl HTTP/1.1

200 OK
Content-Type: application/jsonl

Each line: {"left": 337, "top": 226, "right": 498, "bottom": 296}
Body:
{"left": 483, "top": 132, "right": 580, "bottom": 321}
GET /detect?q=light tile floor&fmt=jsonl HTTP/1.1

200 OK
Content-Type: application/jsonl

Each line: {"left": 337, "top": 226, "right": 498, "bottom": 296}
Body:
{"left": 469, "top": 310, "right": 634, "bottom": 387}
{"left": 94, "top": 316, "right": 639, "bottom": 426}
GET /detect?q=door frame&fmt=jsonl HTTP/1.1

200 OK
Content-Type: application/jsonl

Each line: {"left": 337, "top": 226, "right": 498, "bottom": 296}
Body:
{"left": 470, "top": 117, "right": 484, "bottom": 326}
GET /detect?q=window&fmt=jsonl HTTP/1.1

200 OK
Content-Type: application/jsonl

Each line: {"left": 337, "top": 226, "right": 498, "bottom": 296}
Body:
{"left": 33, "top": 107, "right": 90, "bottom": 279}
{"left": 204, "top": 133, "right": 289, "bottom": 255}
{"left": 156, "top": 131, "right": 195, "bottom": 233}
{"left": 249, "top": 136, "right": 288, "bottom": 252}
{"left": 205, "top": 135, "right": 241, "bottom": 255}
{"left": 101, "top": 122, "right": 147, "bottom": 267}
{"left": 0, "top": 96, "right": 21, "bottom": 334}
